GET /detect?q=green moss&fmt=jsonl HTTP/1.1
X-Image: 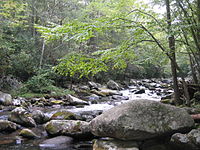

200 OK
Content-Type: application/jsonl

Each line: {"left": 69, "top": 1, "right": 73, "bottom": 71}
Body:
{"left": 45, "top": 122, "right": 59, "bottom": 135}
{"left": 51, "top": 111, "right": 77, "bottom": 120}
{"left": 12, "top": 88, "right": 74, "bottom": 98}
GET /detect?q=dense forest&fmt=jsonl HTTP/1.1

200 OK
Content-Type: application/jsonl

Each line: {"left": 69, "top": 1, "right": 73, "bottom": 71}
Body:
{"left": 1, "top": 0, "right": 200, "bottom": 150}
{"left": 1, "top": 0, "right": 200, "bottom": 105}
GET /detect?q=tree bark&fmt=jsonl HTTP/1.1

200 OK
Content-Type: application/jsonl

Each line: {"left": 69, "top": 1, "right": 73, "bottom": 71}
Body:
{"left": 189, "top": 53, "right": 198, "bottom": 84}
{"left": 39, "top": 40, "right": 45, "bottom": 69}
{"left": 166, "top": 0, "right": 181, "bottom": 105}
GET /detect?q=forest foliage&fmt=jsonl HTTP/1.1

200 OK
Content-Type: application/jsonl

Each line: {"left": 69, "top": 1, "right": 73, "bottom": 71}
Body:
{"left": 0, "top": 0, "right": 200, "bottom": 102}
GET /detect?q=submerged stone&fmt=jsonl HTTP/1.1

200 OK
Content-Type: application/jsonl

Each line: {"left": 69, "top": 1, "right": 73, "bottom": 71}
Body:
{"left": 93, "top": 139, "right": 139, "bottom": 150}
{"left": 39, "top": 136, "right": 73, "bottom": 149}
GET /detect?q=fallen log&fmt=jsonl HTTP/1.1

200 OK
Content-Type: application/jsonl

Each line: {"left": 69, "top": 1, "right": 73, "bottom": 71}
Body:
{"left": 191, "top": 114, "right": 200, "bottom": 123}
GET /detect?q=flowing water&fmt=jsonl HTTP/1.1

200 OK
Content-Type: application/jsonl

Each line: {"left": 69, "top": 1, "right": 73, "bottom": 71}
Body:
{"left": 0, "top": 83, "right": 184, "bottom": 150}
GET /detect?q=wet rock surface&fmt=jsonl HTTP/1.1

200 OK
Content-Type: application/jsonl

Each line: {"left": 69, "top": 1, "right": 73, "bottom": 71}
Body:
{"left": 32, "top": 110, "right": 50, "bottom": 124}
{"left": 19, "top": 128, "right": 40, "bottom": 139}
{"left": 0, "top": 120, "right": 20, "bottom": 132}
{"left": 171, "top": 129, "right": 200, "bottom": 150}
{"left": 0, "top": 92, "right": 13, "bottom": 106}
{"left": 8, "top": 107, "right": 36, "bottom": 127}
{"left": 0, "top": 78, "right": 198, "bottom": 150}
{"left": 107, "top": 80, "right": 121, "bottom": 90}
{"left": 90, "top": 100, "right": 194, "bottom": 140}
{"left": 45, "top": 120, "right": 92, "bottom": 139}
{"left": 50, "top": 110, "right": 81, "bottom": 120}
{"left": 39, "top": 136, "right": 73, "bottom": 149}
{"left": 93, "top": 138, "right": 139, "bottom": 150}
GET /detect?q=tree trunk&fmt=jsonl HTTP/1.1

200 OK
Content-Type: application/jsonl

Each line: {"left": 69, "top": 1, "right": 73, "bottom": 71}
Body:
{"left": 197, "top": 0, "right": 200, "bottom": 40}
{"left": 189, "top": 54, "right": 198, "bottom": 84}
{"left": 39, "top": 40, "right": 45, "bottom": 69}
{"left": 166, "top": 0, "right": 182, "bottom": 105}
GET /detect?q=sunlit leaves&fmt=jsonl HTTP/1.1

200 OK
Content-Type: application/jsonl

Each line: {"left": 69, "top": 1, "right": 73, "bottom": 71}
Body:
{"left": 0, "top": 0, "right": 27, "bottom": 27}
{"left": 53, "top": 52, "right": 108, "bottom": 78}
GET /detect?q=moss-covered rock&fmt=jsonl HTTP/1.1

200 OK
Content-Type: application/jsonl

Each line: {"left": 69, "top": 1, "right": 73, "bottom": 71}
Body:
{"left": 0, "top": 120, "right": 20, "bottom": 132}
{"left": 32, "top": 110, "right": 50, "bottom": 124}
{"left": 8, "top": 107, "right": 36, "bottom": 127}
{"left": 160, "top": 99, "right": 174, "bottom": 105}
{"left": 19, "top": 128, "right": 39, "bottom": 139}
{"left": 45, "top": 120, "right": 92, "bottom": 139}
{"left": 50, "top": 110, "right": 80, "bottom": 120}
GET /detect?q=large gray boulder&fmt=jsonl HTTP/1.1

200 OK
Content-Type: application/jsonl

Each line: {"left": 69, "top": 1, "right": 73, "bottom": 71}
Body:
{"left": 90, "top": 100, "right": 194, "bottom": 140}
{"left": 0, "top": 91, "right": 12, "bottom": 105}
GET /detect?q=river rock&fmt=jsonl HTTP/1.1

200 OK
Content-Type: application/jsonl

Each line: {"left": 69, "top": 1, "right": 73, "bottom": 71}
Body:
{"left": 50, "top": 110, "right": 81, "bottom": 120}
{"left": 79, "top": 85, "right": 90, "bottom": 91}
{"left": 93, "top": 139, "right": 139, "bottom": 150}
{"left": 170, "top": 129, "right": 200, "bottom": 149}
{"left": 112, "top": 95, "right": 129, "bottom": 100}
{"left": 87, "top": 94, "right": 100, "bottom": 101}
{"left": 161, "top": 93, "right": 173, "bottom": 100}
{"left": 0, "top": 91, "right": 12, "bottom": 106}
{"left": 134, "top": 89, "right": 145, "bottom": 94}
{"left": 161, "top": 79, "right": 172, "bottom": 84}
{"left": 130, "top": 79, "right": 137, "bottom": 85}
{"left": 39, "top": 136, "right": 73, "bottom": 149}
{"left": 0, "top": 120, "right": 20, "bottom": 132}
{"left": 45, "top": 120, "right": 92, "bottom": 139}
{"left": 19, "top": 128, "right": 39, "bottom": 139}
{"left": 92, "top": 88, "right": 121, "bottom": 97}
{"left": 32, "top": 110, "right": 50, "bottom": 124}
{"left": 171, "top": 133, "right": 191, "bottom": 145}
{"left": 160, "top": 99, "right": 174, "bottom": 105}
{"left": 183, "top": 107, "right": 200, "bottom": 115}
{"left": 67, "top": 94, "right": 89, "bottom": 105}
{"left": 188, "top": 129, "right": 200, "bottom": 146}
{"left": 107, "top": 80, "right": 121, "bottom": 90}
{"left": 88, "top": 81, "right": 101, "bottom": 89}
{"left": 90, "top": 100, "right": 194, "bottom": 140}
{"left": 8, "top": 107, "right": 36, "bottom": 127}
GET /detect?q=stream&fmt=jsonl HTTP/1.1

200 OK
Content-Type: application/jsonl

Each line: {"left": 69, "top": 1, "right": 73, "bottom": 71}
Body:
{"left": 0, "top": 79, "right": 181, "bottom": 150}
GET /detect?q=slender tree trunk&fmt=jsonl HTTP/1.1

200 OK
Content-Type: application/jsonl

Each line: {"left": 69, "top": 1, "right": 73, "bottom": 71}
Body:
{"left": 39, "top": 40, "right": 45, "bottom": 69}
{"left": 166, "top": 0, "right": 181, "bottom": 105}
{"left": 197, "top": 0, "right": 200, "bottom": 40}
{"left": 189, "top": 54, "right": 198, "bottom": 84}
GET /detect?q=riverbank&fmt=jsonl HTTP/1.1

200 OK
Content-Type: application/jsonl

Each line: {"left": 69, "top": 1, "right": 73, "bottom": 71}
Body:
{"left": 0, "top": 79, "right": 199, "bottom": 150}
